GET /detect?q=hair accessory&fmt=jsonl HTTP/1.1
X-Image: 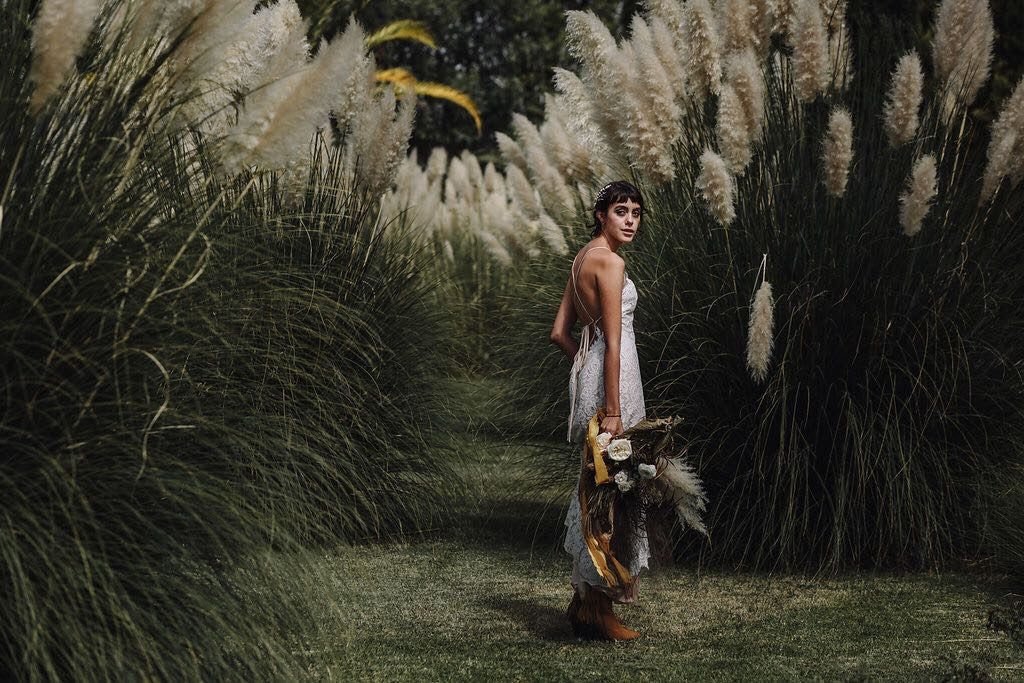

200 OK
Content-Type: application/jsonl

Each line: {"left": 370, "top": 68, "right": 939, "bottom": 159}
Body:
{"left": 594, "top": 182, "right": 615, "bottom": 209}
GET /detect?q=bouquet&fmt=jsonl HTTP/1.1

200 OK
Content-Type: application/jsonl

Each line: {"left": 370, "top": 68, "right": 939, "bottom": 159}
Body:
{"left": 577, "top": 408, "right": 709, "bottom": 590}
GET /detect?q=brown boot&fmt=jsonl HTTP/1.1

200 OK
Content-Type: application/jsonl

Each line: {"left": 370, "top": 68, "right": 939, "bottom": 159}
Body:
{"left": 570, "top": 590, "right": 607, "bottom": 640}
{"left": 595, "top": 591, "right": 640, "bottom": 641}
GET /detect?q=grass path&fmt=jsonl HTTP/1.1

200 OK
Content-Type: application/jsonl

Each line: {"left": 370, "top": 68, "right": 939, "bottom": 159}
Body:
{"left": 293, "top": 431, "right": 1023, "bottom": 681}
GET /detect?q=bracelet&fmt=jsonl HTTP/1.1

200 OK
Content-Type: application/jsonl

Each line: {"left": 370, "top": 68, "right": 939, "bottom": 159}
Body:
{"left": 605, "top": 413, "right": 620, "bottom": 417}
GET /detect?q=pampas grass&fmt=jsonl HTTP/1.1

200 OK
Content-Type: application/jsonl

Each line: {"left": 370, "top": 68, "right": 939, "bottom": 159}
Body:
{"left": 790, "top": 0, "right": 829, "bottom": 103}
{"left": 899, "top": 154, "right": 938, "bottom": 236}
{"left": 883, "top": 51, "right": 924, "bottom": 147}
{"left": 746, "top": 280, "right": 775, "bottom": 383}
{"left": 932, "top": 0, "right": 995, "bottom": 119}
{"left": 696, "top": 149, "right": 736, "bottom": 225}
{"left": 822, "top": 106, "right": 853, "bottom": 197}
{"left": 28, "top": 0, "right": 101, "bottom": 113}
{"left": 3, "top": 2, "right": 460, "bottom": 678}
{"left": 981, "top": 77, "right": 1024, "bottom": 201}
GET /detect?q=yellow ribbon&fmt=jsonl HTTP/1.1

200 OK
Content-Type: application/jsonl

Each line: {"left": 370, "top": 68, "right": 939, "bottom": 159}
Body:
{"left": 578, "top": 408, "right": 632, "bottom": 588}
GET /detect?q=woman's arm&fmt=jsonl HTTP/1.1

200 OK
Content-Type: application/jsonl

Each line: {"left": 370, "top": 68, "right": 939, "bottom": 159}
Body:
{"left": 549, "top": 275, "right": 579, "bottom": 359}
{"left": 596, "top": 254, "right": 625, "bottom": 436}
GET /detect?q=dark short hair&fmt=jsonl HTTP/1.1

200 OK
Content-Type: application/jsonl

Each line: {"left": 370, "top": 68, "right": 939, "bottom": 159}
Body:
{"left": 591, "top": 180, "right": 644, "bottom": 237}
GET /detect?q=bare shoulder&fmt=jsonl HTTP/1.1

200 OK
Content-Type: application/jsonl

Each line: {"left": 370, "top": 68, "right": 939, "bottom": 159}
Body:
{"left": 590, "top": 248, "right": 624, "bottom": 275}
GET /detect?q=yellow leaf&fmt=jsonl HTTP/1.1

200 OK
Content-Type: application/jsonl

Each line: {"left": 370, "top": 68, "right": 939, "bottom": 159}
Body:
{"left": 366, "top": 20, "right": 437, "bottom": 50}
{"left": 375, "top": 69, "right": 482, "bottom": 135}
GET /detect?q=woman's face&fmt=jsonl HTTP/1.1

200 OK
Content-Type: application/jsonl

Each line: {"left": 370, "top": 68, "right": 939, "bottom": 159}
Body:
{"left": 598, "top": 199, "right": 641, "bottom": 244}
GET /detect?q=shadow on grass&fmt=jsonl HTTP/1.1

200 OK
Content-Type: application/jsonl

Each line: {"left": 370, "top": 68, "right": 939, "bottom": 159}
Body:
{"left": 480, "top": 595, "right": 575, "bottom": 643}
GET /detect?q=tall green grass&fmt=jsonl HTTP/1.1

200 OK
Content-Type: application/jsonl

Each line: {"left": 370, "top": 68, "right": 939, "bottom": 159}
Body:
{"left": 499, "top": 16, "right": 1024, "bottom": 572}
{"left": 1, "top": 3, "right": 459, "bottom": 678}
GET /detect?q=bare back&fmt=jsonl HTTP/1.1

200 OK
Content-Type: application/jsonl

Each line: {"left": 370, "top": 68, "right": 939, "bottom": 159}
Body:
{"left": 570, "top": 243, "right": 625, "bottom": 333}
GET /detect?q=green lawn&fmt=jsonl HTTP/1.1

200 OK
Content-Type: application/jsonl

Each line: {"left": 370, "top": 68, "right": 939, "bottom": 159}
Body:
{"left": 281, "top": 433, "right": 1023, "bottom": 681}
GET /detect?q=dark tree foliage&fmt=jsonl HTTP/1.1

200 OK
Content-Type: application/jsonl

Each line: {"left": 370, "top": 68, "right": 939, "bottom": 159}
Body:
{"left": 298, "top": 0, "right": 639, "bottom": 161}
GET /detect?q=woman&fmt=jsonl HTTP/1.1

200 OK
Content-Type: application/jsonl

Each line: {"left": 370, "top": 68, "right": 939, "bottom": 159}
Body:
{"left": 549, "top": 180, "right": 648, "bottom": 641}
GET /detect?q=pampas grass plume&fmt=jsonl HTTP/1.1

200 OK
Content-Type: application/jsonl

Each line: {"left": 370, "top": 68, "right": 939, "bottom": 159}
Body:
{"left": 883, "top": 51, "right": 924, "bottom": 147}
{"left": 659, "top": 458, "right": 709, "bottom": 537}
{"left": 726, "top": 49, "right": 765, "bottom": 141}
{"left": 696, "top": 149, "right": 736, "bottom": 226}
{"left": 932, "top": 0, "right": 994, "bottom": 119}
{"left": 717, "top": 84, "right": 753, "bottom": 173}
{"left": 791, "top": 0, "right": 829, "bottom": 102}
{"left": 29, "top": 0, "right": 102, "bottom": 114}
{"left": 682, "top": 0, "right": 722, "bottom": 105}
{"left": 746, "top": 280, "right": 775, "bottom": 383}
{"left": 496, "top": 132, "right": 528, "bottom": 173}
{"left": 980, "top": 77, "right": 1024, "bottom": 201}
{"left": 899, "top": 154, "right": 938, "bottom": 236}
{"left": 822, "top": 106, "right": 853, "bottom": 197}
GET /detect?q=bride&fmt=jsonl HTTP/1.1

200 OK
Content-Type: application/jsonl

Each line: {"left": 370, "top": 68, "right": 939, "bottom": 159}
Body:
{"left": 549, "top": 180, "right": 648, "bottom": 641}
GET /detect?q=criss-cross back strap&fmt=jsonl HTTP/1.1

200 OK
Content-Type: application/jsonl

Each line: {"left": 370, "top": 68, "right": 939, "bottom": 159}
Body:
{"left": 570, "top": 246, "right": 610, "bottom": 327}
{"left": 566, "top": 246, "right": 610, "bottom": 442}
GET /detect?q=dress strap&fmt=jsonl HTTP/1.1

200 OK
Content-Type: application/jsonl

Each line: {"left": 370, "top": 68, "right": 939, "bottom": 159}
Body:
{"left": 570, "top": 246, "right": 611, "bottom": 327}
{"left": 566, "top": 246, "right": 611, "bottom": 442}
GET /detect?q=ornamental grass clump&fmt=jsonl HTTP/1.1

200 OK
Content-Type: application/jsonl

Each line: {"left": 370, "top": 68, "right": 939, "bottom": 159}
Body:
{"left": 498, "top": 0, "right": 1024, "bottom": 573}
{"left": 3, "top": 1, "right": 459, "bottom": 678}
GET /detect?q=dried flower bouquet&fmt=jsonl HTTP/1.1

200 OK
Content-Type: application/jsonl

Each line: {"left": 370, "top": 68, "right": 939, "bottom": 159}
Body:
{"left": 576, "top": 408, "right": 709, "bottom": 590}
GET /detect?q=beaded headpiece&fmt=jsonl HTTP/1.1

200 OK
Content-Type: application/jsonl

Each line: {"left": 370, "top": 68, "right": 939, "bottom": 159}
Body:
{"left": 593, "top": 182, "right": 615, "bottom": 210}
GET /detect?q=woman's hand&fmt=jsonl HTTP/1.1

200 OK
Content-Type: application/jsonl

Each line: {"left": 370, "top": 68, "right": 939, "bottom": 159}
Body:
{"left": 600, "top": 415, "right": 624, "bottom": 437}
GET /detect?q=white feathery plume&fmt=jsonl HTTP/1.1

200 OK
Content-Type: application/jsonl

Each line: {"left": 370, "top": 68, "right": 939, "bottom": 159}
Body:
{"left": 821, "top": 106, "right": 853, "bottom": 197}
{"left": 219, "top": 5, "right": 310, "bottom": 171}
{"left": 505, "top": 164, "right": 544, "bottom": 221}
{"left": 726, "top": 49, "right": 766, "bottom": 141}
{"left": 496, "top": 131, "right": 528, "bottom": 173}
{"left": 643, "top": 0, "right": 686, "bottom": 36}
{"left": 564, "top": 10, "right": 625, "bottom": 155}
{"left": 512, "top": 113, "right": 575, "bottom": 218}
{"left": 682, "top": 0, "right": 722, "bottom": 105}
{"left": 649, "top": 17, "right": 688, "bottom": 105}
{"left": 251, "top": 19, "right": 368, "bottom": 174}
{"left": 981, "top": 77, "right": 1024, "bottom": 200}
{"left": 538, "top": 213, "right": 569, "bottom": 255}
{"left": 883, "top": 51, "right": 924, "bottom": 147}
{"left": 540, "top": 94, "right": 577, "bottom": 179}
{"left": 552, "top": 68, "right": 614, "bottom": 176}
{"left": 348, "top": 89, "right": 416, "bottom": 196}
{"left": 790, "top": 0, "right": 829, "bottom": 103}
{"left": 29, "top": 0, "right": 102, "bottom": 114}
{"left": 478, "top": 231, "right": 513, "bottom": 268}
{"left": 749, "top": 0, "right": 776, "bottom": 58}
{"left": 899, "top": 154, "right": 938, "bottom": 236}
{"left": 626, "top": 17, "right": 682, "bottom": 182}
{"left": 774, "top": 0, "right": 796, "bottom": 38}
{"left": 719, "top": 0, "right": 755, "bottom": 54}
{"left": 746, "top": 280, "right": 775, "bottom": 383}
{"left": 446, "top": 156, "right": 470, "bottom": 200}
{"left": 483, "top": 162, "right": 503, "bottom": 195}
{"left": 717, "top": 84, "right": 753, "bottom": 174}
{"left": 696, "top": 149, "right": 736, "bottom": 226}
{"left": 461, "top": 150, "right": 484, "bottom": 201}
{"left": 426, "top": 147, "right": 448, "bottom": 183}
{"left": 932, "top": 0, "right": 994, "bottom": 120}
{"left": 818, "top": 0, "right": 847, "bottom": 32}
{"left": 658, "top": 458, "right": 709, "bottom": 537}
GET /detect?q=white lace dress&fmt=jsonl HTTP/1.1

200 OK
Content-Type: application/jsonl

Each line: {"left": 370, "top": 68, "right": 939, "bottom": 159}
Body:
{"left": 562, "top": 249, "right": 650, "bottom": 603}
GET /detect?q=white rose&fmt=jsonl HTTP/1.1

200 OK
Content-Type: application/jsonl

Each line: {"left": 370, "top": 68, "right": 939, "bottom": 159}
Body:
{"left": 638, "top": 463, "right": 657, "bottom": 479}
{"left": 606, "top": 438, "right": 633, "bottom": 461}
{"left": 595, "top": 432, "right": 612, "bottom": 451}
{"left": 614, "top": 470, "right": 634, "bottom": 492}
